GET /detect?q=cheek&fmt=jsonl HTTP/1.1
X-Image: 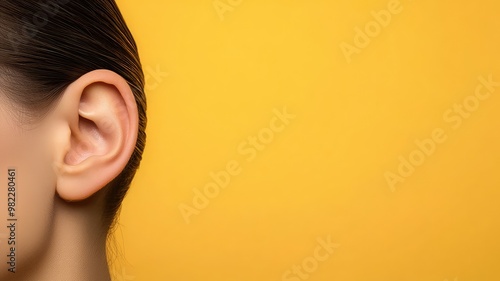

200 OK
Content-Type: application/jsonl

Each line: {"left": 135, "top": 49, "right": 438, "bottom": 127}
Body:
{"left": 0, "top": 113, "right": 57, "bottom": 275}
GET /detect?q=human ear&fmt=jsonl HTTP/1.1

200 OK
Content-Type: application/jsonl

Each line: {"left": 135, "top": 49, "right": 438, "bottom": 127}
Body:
{"left": 51, "top": 69, "right": 139, "bottom": 201}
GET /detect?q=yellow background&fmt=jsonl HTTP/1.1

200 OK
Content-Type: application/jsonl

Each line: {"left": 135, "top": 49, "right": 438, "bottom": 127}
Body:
{"left": 111, "top": 0, "right": 500, "bottom": 280}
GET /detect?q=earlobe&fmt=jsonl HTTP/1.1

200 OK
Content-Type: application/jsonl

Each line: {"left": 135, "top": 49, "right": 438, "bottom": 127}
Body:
{"left": 52, "top": 70, "right": 139, "bottom": 201}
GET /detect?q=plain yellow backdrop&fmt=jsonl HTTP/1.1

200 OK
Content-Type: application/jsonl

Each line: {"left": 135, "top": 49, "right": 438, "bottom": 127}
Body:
{"left": 111, "top": 1, "right": 500, "bottom": 280}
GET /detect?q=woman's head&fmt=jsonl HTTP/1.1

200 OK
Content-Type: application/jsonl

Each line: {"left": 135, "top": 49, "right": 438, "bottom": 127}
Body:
{"left": 0, "top": 0, "right": 146, "bottom": 227}
{"left": 0, "top": 2, "right": 146, "bottom": 275}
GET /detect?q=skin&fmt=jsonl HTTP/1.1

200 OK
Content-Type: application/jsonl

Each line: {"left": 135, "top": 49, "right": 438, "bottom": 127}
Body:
{"left": 0, "top": 70, "right": 139, "bottom": 281}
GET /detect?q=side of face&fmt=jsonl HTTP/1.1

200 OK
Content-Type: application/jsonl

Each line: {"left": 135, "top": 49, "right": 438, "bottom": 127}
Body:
{"left": 0, "top": 93, "right": 57, "bottom": 276}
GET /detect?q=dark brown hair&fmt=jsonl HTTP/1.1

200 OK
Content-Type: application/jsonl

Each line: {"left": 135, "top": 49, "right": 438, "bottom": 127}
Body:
{"left": 0, "top": 0, "right": 147, "bottom": 230}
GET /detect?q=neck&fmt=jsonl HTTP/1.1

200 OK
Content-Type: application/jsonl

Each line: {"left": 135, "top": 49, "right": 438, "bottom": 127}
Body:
{"left": 13, "top": 195, "right": 111, "bottom": 281}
